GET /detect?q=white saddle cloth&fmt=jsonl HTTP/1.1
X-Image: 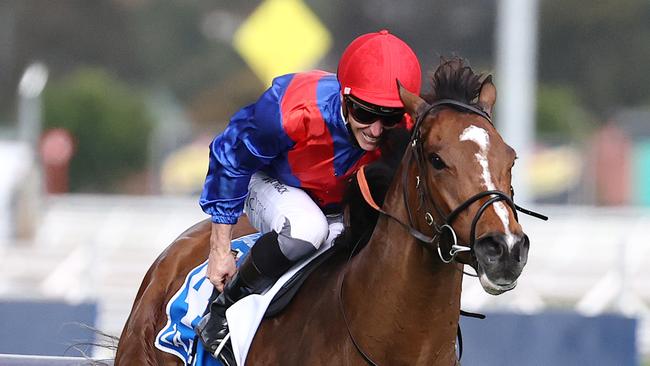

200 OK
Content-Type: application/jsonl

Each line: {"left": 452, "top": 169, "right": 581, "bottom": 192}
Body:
{"left": 227, "top": 221, "right": 343, "bottom": 365}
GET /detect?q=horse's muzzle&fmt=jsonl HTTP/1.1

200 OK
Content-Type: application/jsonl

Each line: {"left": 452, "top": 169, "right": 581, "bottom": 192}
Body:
{"left": 473, "top": 232, "right": 529, "bottom": 295}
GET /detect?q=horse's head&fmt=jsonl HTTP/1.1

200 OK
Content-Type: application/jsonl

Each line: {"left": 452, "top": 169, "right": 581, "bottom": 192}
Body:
{"left": 398, "top": 58, "right": 530, "bottom": 295}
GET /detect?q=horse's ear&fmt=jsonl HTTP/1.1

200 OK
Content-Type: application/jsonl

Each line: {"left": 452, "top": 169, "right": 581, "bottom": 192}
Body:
{"left": 397, "top": 80, "right": 426, "bottom": 118}
{"left": 478, "top": 75, "right": 496, "bottom": 116}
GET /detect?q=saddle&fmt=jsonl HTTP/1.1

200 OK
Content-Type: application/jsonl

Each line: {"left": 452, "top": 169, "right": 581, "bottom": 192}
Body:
{"left": 204, "top": 244, "right": 338, "bottom": 318}
{"left": 265, "top": 245, "right": 338, "bottom": 317}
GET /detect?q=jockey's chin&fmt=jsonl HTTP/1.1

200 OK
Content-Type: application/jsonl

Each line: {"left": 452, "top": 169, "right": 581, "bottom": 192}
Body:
{"left": 349, "top": 119, "right": 384, "bottom": 151}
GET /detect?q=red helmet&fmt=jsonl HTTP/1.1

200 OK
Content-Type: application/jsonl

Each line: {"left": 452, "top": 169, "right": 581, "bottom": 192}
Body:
{"left": 337, "top": 29, "right": 421, "bottom": 108}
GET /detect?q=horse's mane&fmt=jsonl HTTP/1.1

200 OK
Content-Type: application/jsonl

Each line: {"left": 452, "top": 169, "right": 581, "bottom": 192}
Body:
{"left": 334, "top": 127, "right": 410, "bottom": 251}
{"left": 423, "top": 57, "right": 485, "bottom": 105}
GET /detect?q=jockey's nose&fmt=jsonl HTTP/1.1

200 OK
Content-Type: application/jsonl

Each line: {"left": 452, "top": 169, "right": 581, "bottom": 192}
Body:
{"left": 367, "top": 120, "right": 383, "bottom": 136}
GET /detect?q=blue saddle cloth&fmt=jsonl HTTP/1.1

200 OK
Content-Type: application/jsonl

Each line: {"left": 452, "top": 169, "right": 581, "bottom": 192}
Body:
{"left": 154, "top": 233, "right": 261, "bottom": 366}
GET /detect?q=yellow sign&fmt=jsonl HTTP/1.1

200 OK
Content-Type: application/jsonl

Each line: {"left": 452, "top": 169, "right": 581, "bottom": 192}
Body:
{"left": 529, "top": 147, "right": 582, "bottom": 197}
{"left": 233, "top": 0, "right": 332, "bottom": 86}
{"left": 161, "top": 142, "right": 209, "bottom": 195}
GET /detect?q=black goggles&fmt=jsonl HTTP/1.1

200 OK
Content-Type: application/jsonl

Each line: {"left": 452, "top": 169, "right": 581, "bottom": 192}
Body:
{"left": 345, "top": 96, "right": 404, "bottom": 127}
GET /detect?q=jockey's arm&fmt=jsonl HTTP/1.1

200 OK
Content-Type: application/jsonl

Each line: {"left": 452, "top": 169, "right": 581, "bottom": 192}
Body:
{"left": 199, "top": 79, "right": 298, "bottom": 227}
{"left": 207, "top": 222, "right": 237, "bottom": 292}
{"left": 201, "top": 77, "right": 304, "bottom": 290}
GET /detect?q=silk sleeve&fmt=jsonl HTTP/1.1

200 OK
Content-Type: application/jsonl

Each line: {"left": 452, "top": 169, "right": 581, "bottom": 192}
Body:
{"left": 199, "top": 84, "right": 297, "bottom": 224}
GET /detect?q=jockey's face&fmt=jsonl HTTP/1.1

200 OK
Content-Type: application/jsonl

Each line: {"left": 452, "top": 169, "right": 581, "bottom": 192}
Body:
{"left": 344, "top": 95, "right": 404, "bottom": 151}
{"left": 349, "top": 117, "right": 384, "bottom": 151}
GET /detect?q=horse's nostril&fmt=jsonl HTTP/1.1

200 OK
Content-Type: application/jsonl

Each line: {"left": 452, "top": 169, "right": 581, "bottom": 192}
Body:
{"left": 477, "top": 235, "right": 506, "bottom": 261}
{"left": 508, "top": 235, "right": 529, "bottom": 263}
{"left": 487, "top": 241, "right": 503, "bottom": 259}
{"left": 517, "top": 234, "right": 530, "bottom": 262}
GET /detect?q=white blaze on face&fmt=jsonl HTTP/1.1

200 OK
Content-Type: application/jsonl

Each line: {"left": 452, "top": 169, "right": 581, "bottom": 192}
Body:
{"left": 459, "top": 125, "right": 516, "bottom": 248}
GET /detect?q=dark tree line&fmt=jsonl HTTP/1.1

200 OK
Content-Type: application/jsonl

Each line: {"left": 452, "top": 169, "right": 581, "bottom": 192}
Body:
{"left": 4, "top": 0, "right": 649, "bottom": 125}
{"left": 1, "top": 0, "right": 648, "bottom": 191}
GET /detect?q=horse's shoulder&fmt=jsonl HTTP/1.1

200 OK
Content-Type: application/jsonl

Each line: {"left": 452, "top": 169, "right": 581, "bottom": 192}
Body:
{"left": 153, "top": 215, "right": 257, "bottom": 278}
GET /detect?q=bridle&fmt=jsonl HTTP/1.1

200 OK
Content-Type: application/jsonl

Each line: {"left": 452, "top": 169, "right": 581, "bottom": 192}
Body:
{"left": 344, "top": 98, "right": 548, "bottom": 365}
{"left": 357, "top": 98, "right": 547, "bottom": 265}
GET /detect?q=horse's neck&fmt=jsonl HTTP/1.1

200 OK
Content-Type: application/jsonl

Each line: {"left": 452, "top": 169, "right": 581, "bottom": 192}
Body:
{"left": 343, "top": 174, "right": 463, "bottom": 363}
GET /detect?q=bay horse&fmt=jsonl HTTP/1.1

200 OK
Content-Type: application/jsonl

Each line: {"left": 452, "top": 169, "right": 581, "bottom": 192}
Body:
{"left": 115, "top": 58, "right": 544, "bottom": 365}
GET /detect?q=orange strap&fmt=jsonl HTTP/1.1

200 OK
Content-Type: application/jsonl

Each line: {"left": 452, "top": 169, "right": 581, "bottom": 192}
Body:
{"left": 356, "top": 166, "right": 382, "bottom": 212}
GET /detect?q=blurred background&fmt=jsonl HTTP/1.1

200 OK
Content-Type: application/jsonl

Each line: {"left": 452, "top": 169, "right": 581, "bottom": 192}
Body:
{"left": 0, "top": 0, "right": 648, "bottom": 364}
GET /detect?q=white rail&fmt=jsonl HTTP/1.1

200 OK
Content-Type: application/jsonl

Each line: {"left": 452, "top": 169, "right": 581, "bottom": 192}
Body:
{"left": 1, "top": 197, "right": 649, "bottom": 357}
{"left": 461, "top": 204, "right": 650, "bottom": 355}
{"left": 0, "top": 354, "right": 113, "bottom": 365}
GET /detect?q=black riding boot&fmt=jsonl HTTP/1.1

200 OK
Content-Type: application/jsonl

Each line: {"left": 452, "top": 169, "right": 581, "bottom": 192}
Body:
{"left": 195, "top": 254, "right": 272, "bottom": 355}
{"left": 196, "top": 230, "right": 295, "bottom": 363}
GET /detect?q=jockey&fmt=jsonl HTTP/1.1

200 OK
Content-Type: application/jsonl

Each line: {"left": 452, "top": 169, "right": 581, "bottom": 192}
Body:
{"left": 196, "top": 29, "right": 421, "bottom": 359}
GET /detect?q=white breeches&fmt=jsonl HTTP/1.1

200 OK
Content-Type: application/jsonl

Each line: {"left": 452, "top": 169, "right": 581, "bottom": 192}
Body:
{"left": 244, "top": 172, "right": 340, "bottom": 261}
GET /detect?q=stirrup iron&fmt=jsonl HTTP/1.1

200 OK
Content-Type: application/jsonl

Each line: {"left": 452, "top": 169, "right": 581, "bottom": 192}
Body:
{"left": 213, "top": 332, "right": 231, "bottom": 358}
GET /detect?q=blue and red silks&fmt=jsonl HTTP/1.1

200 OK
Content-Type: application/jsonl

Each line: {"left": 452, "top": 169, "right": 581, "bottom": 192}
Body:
{"left": 200, "top": 70, "right": 383, "bottom": 224}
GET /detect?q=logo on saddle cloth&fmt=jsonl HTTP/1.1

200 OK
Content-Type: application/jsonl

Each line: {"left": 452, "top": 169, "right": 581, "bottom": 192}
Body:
{"left": 155, "top": 233, "right": 261, "bottom": 365}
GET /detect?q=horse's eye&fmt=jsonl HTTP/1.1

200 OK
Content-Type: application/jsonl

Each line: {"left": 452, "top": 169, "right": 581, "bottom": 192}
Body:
{"left": 429, "top": 153, "right": 447, "bottom": 170}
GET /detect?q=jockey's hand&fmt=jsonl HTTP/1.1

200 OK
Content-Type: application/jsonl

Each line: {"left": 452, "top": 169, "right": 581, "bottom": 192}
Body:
{"left": 207, "top": 223, "right": 237, "bottom": 292}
